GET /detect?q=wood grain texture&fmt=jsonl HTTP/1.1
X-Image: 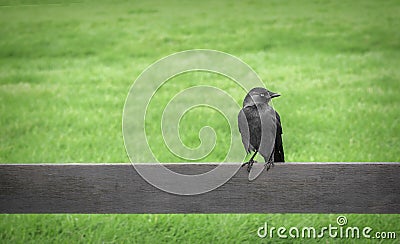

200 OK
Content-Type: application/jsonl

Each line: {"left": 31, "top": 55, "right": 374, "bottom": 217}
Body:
{"left": 1, "top": 163, "right": 399, "bottom": 213}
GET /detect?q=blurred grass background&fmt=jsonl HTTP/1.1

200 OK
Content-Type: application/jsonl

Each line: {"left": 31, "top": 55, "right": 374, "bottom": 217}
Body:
{"left": 0, "top": 0, "right": 399, "bottom": 243}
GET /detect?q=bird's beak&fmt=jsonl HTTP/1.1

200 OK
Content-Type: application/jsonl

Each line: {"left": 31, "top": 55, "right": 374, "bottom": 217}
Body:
{"left": 268, "top": 91, "right": 280, "bottom": 98}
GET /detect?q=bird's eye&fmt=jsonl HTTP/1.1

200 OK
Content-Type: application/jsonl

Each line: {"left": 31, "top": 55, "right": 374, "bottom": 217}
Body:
{"left": 260, "top": 93, "right": 265, "bottom": 97}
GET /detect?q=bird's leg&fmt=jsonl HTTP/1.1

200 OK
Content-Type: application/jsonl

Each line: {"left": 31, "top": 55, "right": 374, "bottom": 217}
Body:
{"left": 265, "top": 149, "right": 275, "bottom": 171}
{"left": 242, "top": 150, "right": 258, "bottom": 172}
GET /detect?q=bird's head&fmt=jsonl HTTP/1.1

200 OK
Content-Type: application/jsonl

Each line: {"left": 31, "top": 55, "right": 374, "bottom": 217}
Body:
{"left": 243, "top": 87, "right": 280, "bottom": 107}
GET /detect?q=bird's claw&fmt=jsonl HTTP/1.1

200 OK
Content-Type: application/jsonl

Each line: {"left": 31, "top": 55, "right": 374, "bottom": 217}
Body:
{"left": 242, "top": 160, "right": 256, "bottom": 172}
{"left": 265, "top": 161, "right": 274, "bottom": 171}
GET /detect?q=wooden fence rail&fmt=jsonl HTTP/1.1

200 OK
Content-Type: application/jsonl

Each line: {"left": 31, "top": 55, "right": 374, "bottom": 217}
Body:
{"left": 1, "top": 163, "right": 399, "bottom": 214}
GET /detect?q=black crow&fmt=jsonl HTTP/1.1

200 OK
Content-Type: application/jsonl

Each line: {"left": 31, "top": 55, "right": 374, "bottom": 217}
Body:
{"left": 238, "top": 87, "right": 284, "bottom": 172}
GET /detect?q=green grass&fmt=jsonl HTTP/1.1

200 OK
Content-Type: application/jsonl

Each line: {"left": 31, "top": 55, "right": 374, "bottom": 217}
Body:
{"left": 0, "top": 0, "right": 399, "bottom": 243}
{"left": 1, "top": 214, "right": 399, "bottom": 243}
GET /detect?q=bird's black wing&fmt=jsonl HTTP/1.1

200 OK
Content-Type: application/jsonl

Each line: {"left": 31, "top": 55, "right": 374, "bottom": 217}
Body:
{"left": 274, "top": 111, "right": 285, "bottom": 162}
{"left": 238, "top": 109, "right": 252, "bottom": 153}
{"left": 257, "top": 104, "right": 277, "bottom": 162}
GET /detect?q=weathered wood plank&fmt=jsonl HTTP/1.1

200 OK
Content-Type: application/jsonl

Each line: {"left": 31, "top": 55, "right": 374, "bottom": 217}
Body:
{"left": 1, "top": 163, "right": 399, "bottom": 213}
